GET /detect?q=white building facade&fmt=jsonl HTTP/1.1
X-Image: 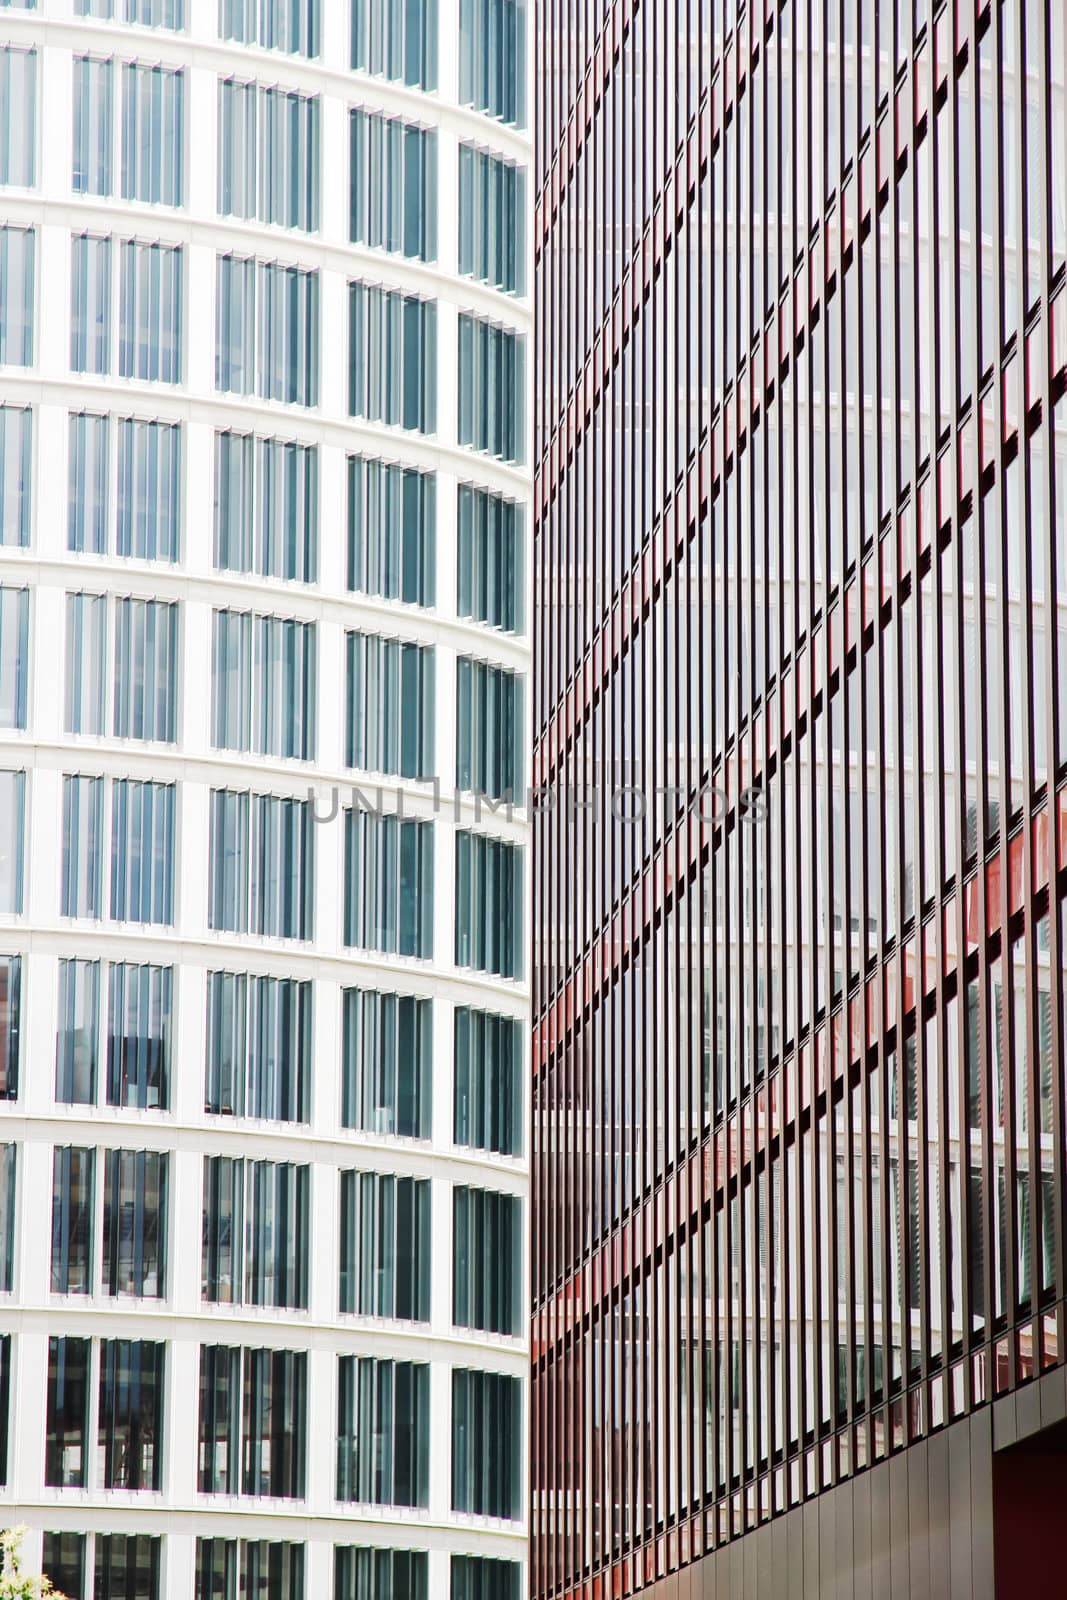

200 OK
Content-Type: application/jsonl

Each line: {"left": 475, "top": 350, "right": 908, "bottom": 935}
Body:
{"left": 0, "top": 1, "right": 530, "bottom": 1596}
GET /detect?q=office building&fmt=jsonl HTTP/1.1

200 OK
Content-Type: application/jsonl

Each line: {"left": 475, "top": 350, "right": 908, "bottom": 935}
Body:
{"left": 0, "top": 1, "right": 530, "bottom": 1596}
{"left": 534, "top": 3, "right": 1067, "bottom": 1593}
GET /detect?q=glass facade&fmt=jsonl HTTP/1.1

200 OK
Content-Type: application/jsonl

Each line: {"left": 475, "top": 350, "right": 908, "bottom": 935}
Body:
{"left": 0, "top": 0, "right": 528, "bottom": 1593}
{"left": 534, "top": 3, "right": 1067, "bottom": 1597}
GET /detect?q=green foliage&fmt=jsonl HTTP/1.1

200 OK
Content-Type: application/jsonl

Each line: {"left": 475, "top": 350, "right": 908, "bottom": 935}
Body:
{"left": 0, "top": 1529, "right": 66, "bottom": 1600}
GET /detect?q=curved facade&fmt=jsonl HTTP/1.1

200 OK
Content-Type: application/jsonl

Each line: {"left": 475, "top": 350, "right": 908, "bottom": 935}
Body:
{"left": 0, "top": 2, "right": 530, "bottom": 1598}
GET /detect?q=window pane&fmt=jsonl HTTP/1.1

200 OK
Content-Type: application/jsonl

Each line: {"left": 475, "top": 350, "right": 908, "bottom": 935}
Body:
{"left": 110, "top": 779, "right": 176, "bottom": 925}
{"left": 346, "top": 631, "right": 434, "bottom": 779}
{"left": 339, "top": 1171, "right": 431, "bottom": 1319}
{"left": 450, "top": 1368, "right": 521, "bottom": 1518}
{"left": 94, "top": 1535, "right": 161, "bottom": 1600}
{"left": 0, "top": 1145, "right": 15, "bottom": 1291}
{"left": 0, "top": 47, "right": 37, "bottom": 186}
{"left": 117, "top": 418, "right": 182, "bottom": 561}
{"left": 458, "top": 145, "right": 525, "bottom": 295}
{"left": 451, "top": 1556, "right": 521, "bottom": 1600}
{"left": 351, "top": 0, "right": 436, "bottom": 89}
{"left": 350, "top": 108, "right": 436, "bottom": 261}
{"left": 119, "top": 240, "right": 183, "bottom": 383}
{"left": 336, "top": 1356, "right": 429, "bottom": 1507}
{"left": 0, "top": 955, "right": 20, "bottom": 1101}
{"left": 51, "top": 1146, "right": 95, "bottom": 1293}
{"left": 214, "top": 431, "right": 318, "bottom": 581}
{"left": 43, "top": 1534, "right": 87, "bottom": 1600}
{"left": 68, "top": 413, "right": 109, "bottom": 554}
{"left": 0, "top": 771, "right": 23, "bottom": 914}
{"left": 45, "top": 1336, "right": 90, "bottom": 1487}
{"left": 458, "top": 0, "right": 525, "bottom": 126}
{"left": 457, "top": 314, "right": 525, "bottom": 463}
{"left": 0, "top": 405, "right": 32, "bottom": 547}
{"left": 113, "top": 598, "right": 179, "bottom": 742}
{"left": 454, "top": 830, "right": 523, "bottom": 978}
{"left": 347, "top": 455, "right": 434, "bottom": 606}
{"left": 122, "top": 63, "right": 184, "bottom": 205}
{"left": 73, "top": 56, "right": 112, "bottom": 195}
{"left": 343, "top": 812, "right": 433, "bottom": 958}
{"left": 348, "top": 282, "right": 435, "bottom": 433}
{"left": 456, "top": 485, "right": 523, "bottom": 632}
{"left": 454, "top": 1006, "right": 522, "bottom": 1155}
{"left": 455, "top": 657, "right": 524, "bottom": 797}
{"left": 0, "top": 585, "right": 28, "bottom": 729}
{"left": 98, "top": 1339, "right": 165, "bottom": 1488}
{"left": 219, "top": 80, "right": 319, "bottom": 231}
{"left": 335, "top": 1548, "right": 428, "bottom": 1600}
{"left": 70, "top": 233, "right": 111, "bottom": 375}
{"left": 219, "top": 0, "right": 320, "bottom": 56}
{"left": 212, "top": 611, "right": 316, "bottom": 760}
{"left": 107, "top": 962, "right": 171, "bottom": 1109}
{"left": 0, "top": 226, "right": 34, "bottom": 366}
{"left": 56, "top": 959, "right": 100, "bottom": 1104}
{"left": 452, "top": 1185, "right": 522, "bottom": 1334}
{"left": 103, "top": 1149, "right": 167, "bottom": 1296}
{"left": 341, "top": 987, "right": 432, "bottom": 1137}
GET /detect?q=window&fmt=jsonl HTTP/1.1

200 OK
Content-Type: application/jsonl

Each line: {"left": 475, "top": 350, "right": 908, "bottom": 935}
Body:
{"left": 336, "top": 1356, "right": 429, "bottom": 1507}
{"left": 455, "top": 658, "right": 524, "bottom": 798}
{"left": 454, "top": 1007, "right": 522, "bottom": 1155}
{"left": 72, "top": 57, "right": 112, "bottom": 195}
{"left": 202, "top": 1156, "right": 309, "bottom": 1308}
{"left": 339, "top": 1171, "right": 430, "bottom": 1319}
{"left": 94, "top": 1537, "right": 161, "bottom": 1600}
{"left": 346, "top": 631, "right": 434, "bottom": 778}
{"left": 341, "top": 987, "right": 432, "bottom": 1137}
{"left": 456, "top": 485, "right": 523, "bottom": 634}
{"left": 57, "top": 960, "right": 101, "bottom": 1105}
{"left": 0, "top": 1144, "right": 14, "bottom": 1291}
{"left": 458, "top": 0, "right": 525, "bottom": 127}
{"left": 0, "top": 955, "right": 20, "bottom": 1100}
{"left": 205, "top": 972, "right": 310, "bottom": 1122}
{"left": 107, "top": 962, "right": 171, "bottom": 1108}
{"left": 0, "top": 47, "right": 36, "bottom": 187}
{"left": 196, "top": 1540, "right": 306, "bottom": 1600}
{"left": 335, "top": 1549, "right": 427, "bottom": 1600}
{"left": 216, "top": 255, "right": 319, "bottom": 406}
{"left": 45, "top": 1336, "right": 90, "bottom": 1487}
{"left": 347, "top": 455, "right": 434, "bottom": 605}
{"left": 65, "top": 594, "right": 107, "bottom": 735}
{"left": 351, "top": 0, "right": 436, "bottom": 89}
{"left": 451, "top": 1369, "right": 521, "bottom": 1519}
{"left": 350, "top": 108, "right": 436, "bottom": 261}
{"left": 451, "top": 1556, "right": 521, "bottom": 1600}
{"left": 0, "top": 771, "right": 24, "bottom": 913}
{"left": 457, "top": 314, "right": 525, "bottom": 463}
{"left": 220, "top": 0, "right": 320, "bottom": 57}
{"left": 99, "top": 1339, "right": 164, "bottom": 1488}
{"left": 208, "top": 789, "right": 314, "bottom": 940}
{"left": 0, "top": 1334, "right": 8, "bottom": 1483}
{"left": 122, "top": 63, "right": 183, "bottom": 204}
{"left": 454, "top": 831, "right": 523, "bottom": 978}
{"left": 71, "top": 235, "right": 183, "bottom": 383}
{"left": 458, "top": 146, "right": 525, "bottom": 295}
{"left": 212, "top": 611, "right": 316, "bottom": 761}
{"left": 110, "top": 778, "right": 176, "bottom": 924}
{"left": 214, "top": 431, "right": 317, "bottom": 581}
{"left": 0, "top": 586, "right": 28, "bottom": 729}
{"left": 79, "top": 0, "right": 184, "bottom": 26}
{"left": 68, "top": 413, "right": 182, "bottom": 561}
{"left": 103, "top": 1149, "right": 167, "bottom": 1296}
{"left": 0, "top": 226, "right": 34, "bottom": 366}
{"left": 348, "top": 282, "right": 436, "bottom": 432}
{"left": 343, "top": 811, "right": 433, "bottom": 958}
{"left": 453, "top": 1186, "right": 521, "bottom": 1335}
{"left": 0, "top": 405, "right": 31, "bottom": 545}
{"left": 112, "top": 598, "right": 179, "bottom": 740}
{"left": 218, "top": 80, "right": 319, "bottom": 232}
{"left": 51, "top": 1146, "right": 96, "bottom": 1293}
{"left": 62, "top": 776, "right": 104, "bottom": 918}
{"left": 42, "top": 1535, "right": 86, "bottom": 1600}
{"left": 198, "top": 1345, "right": 307, "bottom": 1498}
